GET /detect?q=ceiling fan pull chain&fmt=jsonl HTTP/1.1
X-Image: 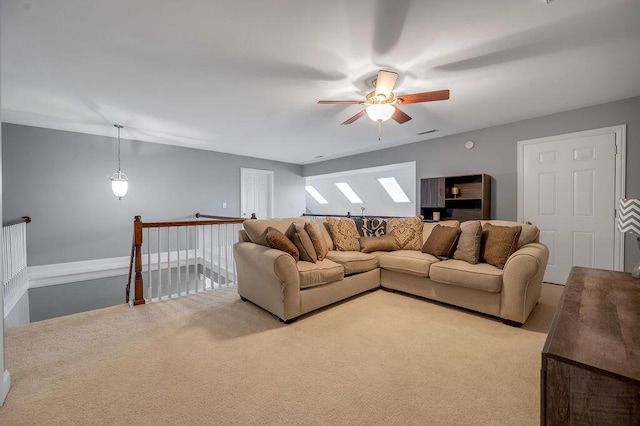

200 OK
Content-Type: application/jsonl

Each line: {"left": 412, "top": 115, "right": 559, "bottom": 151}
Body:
{"left": 378, "top": 120, "right": 382, "bottom": 141}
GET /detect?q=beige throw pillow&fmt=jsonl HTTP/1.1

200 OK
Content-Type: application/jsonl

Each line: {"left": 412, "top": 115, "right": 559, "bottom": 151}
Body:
{"left": 422, "top": 225, "right": 461, "bottom": 259}
{"left": 360, "top": 234, "right": 399, "bottom": 253}
{"left": 480, "top": 223, "right": 522, "bottom": 269}
{"left": 326, "top": 217, "right": 361, "bottom": 251}
{"left": 454, "top": 221, "right": 483, "bottom": 264}
{"left": 265, "top": 227, "right": 299, "bottom": 261}
{"left": 288, "top": 223, "right": 318, "bottom": 263}
{"left": 386, "top": 216, "right": 424, "bottom": 250}
{"left": 304, "top": 222, "right": 329, "bottom": 261}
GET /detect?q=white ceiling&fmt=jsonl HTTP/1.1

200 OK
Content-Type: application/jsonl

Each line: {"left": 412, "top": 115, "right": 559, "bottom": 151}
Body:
{"left": 2, "top": 0, "right": 640, "bottom": 165}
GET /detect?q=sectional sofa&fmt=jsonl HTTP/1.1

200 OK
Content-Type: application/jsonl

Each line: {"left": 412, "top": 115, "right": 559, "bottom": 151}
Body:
{"left": 233, "top": 216, "right": 549, "bottom": 326}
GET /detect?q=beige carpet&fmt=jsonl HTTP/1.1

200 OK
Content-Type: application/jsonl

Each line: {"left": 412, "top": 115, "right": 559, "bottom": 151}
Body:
{"left": 0, "top": 284, "right": 563, "bottom": 425}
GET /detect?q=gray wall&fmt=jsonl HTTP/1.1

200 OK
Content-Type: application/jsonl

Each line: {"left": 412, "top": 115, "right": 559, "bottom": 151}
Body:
{"left": 28, "top": 275, "right": 125, "bottom": 322}
{"left": 304, "top": 96, "right": 640, "bottom": 271}
{"left": 2, "top": 124, "right": 304, "bottom": 322}
{"left": 2, "top": 123, "right": 305, "bottom": 266}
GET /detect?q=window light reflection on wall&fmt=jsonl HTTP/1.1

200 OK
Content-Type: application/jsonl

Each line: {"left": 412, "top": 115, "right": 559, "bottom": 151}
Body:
{"left": 305, "top": 185, "right": 329, "bottom": 204}
{"left": 377, "top": 177, "right": 410, "bottom": 203}
{"left": 335, "top": 182, "right": 363, "bottom": 204}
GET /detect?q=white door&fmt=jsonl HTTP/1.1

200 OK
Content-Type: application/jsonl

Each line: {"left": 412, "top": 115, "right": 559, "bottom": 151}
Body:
{"left": 241, "top": 168, "right": 274, "bottom": 219}
{"left": 518, "top": 126, "right": 625, "bottom": 284}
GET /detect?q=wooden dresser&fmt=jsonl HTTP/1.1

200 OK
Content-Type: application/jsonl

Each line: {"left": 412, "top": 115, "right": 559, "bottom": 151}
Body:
{"left": 541, "top": 267, "right": 640, "bottom": 425}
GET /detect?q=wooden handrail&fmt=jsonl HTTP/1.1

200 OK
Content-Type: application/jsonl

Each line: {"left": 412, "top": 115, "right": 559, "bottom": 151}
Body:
{"left": 142, "top": 218, "right": 244, "bottom": 228}
{"left": 195, "top": 212, "right": 256, "bottom": 220}
{"left": 3, "top": 216, "right": 31, "bottom": 227}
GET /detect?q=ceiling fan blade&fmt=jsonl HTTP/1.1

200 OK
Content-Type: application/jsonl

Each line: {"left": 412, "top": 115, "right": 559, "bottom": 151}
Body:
{"left": 341, "top": 110, "right": 366, "bottom": 125}
{"left": 318, "top": 100, "right": 362, "bottom": 104}
{"left": 397, "top": 89, "right": 450, "bottom": 104}
{"left": 391, "top": 107, "right": 412, "bottom": 124}
{"left": 374, "top": 70, "right": 398, "bottom": 98}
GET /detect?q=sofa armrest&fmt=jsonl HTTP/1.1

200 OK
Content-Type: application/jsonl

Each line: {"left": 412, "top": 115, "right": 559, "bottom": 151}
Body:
{"left": 233, "top": 242, "right": 301, "bottom": 321}
{"left": 500, "top": 242, "right": 550, "bottom": 324}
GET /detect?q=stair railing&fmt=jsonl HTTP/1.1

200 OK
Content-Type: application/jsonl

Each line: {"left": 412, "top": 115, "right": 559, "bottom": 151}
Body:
{"left": 128, "top": 215, "right": 249, "bottom": 305}
{"left": 2, "top": 216, "right": 30, "bottom": 315}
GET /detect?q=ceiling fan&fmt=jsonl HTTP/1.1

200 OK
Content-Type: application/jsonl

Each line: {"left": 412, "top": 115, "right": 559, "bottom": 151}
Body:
{"left": 318, "top": 70, "right": 450, "bottom": 126}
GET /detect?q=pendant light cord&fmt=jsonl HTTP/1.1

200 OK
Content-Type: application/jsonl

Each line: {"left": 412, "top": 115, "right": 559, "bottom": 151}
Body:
{"left": 115, "top": 124, "right": 123, "bottom": 173}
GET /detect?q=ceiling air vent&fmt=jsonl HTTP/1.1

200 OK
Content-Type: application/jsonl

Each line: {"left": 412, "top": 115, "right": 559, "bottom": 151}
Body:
{"left": 418, "top": 129, "right": 438, "bottom": 136}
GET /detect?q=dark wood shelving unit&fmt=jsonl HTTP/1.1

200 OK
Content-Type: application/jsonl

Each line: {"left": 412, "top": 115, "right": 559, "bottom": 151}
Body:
{"left": 420, "top": 173, "right": 491, "bottom": 221}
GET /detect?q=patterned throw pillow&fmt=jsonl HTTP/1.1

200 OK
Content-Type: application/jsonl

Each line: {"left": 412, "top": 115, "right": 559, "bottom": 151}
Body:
{"left": 354, "top": 218, "right": 387, "bottom": 237}
{"left": 287, "top": 223, "right": 318, "bottom": 263}
{"left": 326, "top": 217, "right": 361, "bottom": 251}
{"left": 265, "top": 227, "right": 299, "bottom": 261}
{"left": 386, "top": 216, "right": 424, "bottom": 250}
{"left": 480, "top": 223, "right": 522, "bottom": 269}
{"left": 454, "top": 221, "right": 483, "bottom": 264}
{"left": 304, "top": 221, "right": 329, "bottom": 261}
{"left": 422, "top": 224, "right": 461, "bottom": 259}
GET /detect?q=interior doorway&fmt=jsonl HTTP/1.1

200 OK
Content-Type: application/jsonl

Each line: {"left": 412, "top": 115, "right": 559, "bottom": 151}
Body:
{"left": 240, "top": 168, "right": 274, "bottom": 219}
{"left": 517, "top": 125, "right": 626, "bottom": 284}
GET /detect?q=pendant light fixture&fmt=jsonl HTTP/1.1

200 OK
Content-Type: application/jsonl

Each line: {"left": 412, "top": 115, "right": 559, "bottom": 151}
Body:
{"left": 109, "top": 124, "right": 129, "bottom": 200}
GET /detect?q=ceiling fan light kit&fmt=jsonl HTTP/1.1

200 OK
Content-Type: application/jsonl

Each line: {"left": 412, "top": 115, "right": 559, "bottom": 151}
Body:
{"left": 318, "top": 70, "right": 450, "bottom": 140}
{"left": 366, "top": 103, "right": 395, "bottom": 122}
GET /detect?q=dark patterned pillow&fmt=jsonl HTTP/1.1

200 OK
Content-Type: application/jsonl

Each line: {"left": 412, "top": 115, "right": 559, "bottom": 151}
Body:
{"left": 354, "top": 218, "right": 387, "bottom": 237}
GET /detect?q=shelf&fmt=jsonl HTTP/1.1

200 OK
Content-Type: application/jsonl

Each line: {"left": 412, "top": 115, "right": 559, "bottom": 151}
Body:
{"left": 420, "top": 173, "right": 491, "bottom": 221}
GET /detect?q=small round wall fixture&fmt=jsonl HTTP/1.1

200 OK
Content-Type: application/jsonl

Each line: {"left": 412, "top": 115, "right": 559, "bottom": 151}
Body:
{"left": 465, "top": 141, "right": 475, "bottom": 149}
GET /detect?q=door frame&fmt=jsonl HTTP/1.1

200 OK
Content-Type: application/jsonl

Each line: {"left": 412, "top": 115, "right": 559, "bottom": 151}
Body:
{"left": 517, "top": 125, "right": 627, "bottom": 272}
{"left": 240, "top": 167, "right": 274, "bottom": 219}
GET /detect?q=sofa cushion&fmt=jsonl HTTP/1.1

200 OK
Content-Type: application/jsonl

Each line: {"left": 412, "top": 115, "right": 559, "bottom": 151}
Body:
{"left": 304, "top": 221, "right": 329, "bottom": 261}
{"left": 354, "top": 218, "right": 387, "bottom": 237}
{"left": 326, "top": 217, "right": 361, "bottom": 251}
{"left": 325, "top": 251, "right": 378, "bottom": 275}
{"left": 422, "top": 224, "right": 461, "bottom": 259}
{"left": 386, "top": 216, "right": 424, "bottom": 250}
{"left": 265, "top": 227, "right": 299, "bottom": 261}
{"left": 480, "top": 220, "right": 539, "bottom": 248}
{"left": 244, "top": 217, "right": 307, "bottom": 247}
{"left": 430, "top": 260, "right": 503, "bottom": 293}
{"left": 297, "top": 259, "right": 345, "bottom": 289}
{"left": 480, "top": 223, "right": 522, "bottom": 269}
{"left": 422, "top": 220, "right": 459, "bottom": 243}
{"left": 360, "top": 234, "right": 399, "bottom": 253}
{"left": 379, "top": 250, "right": 439, "bottom": 278}
{"left": 288, "top": 223, "right": 318, "bottom": 263}
{"left": 454, "top": 221, "right": 483, "bottom": 264}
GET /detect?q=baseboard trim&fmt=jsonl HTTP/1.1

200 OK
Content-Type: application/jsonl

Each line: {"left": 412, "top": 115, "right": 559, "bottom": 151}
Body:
{"left": 27, "top": 249, "right": 227, "bottom": 289}
{"left": 28, "top": 256, "right": 131, "bottom": 288}
{"left": 0, "top": 369, "right": 10, "bottom": 406}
